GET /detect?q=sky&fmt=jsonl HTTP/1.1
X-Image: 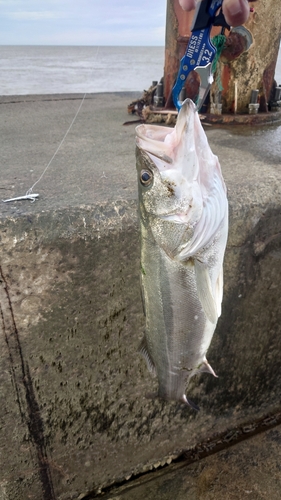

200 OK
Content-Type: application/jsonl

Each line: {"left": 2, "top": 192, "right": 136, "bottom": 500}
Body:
{"left": 0, "top": 0, "right": 167, "bottom": 46}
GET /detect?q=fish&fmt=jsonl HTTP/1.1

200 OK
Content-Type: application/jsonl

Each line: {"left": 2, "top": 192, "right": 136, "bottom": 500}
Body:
{"left": 135, "top": 99, "right": 228, "bottom": 410}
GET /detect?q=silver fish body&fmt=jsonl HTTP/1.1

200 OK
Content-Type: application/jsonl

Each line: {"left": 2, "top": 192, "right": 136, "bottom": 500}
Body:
{"left": 135, "top": 99, "right": 228, "bottom": 409}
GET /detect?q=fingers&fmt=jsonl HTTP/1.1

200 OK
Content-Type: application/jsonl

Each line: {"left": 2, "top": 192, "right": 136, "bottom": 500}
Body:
{"left": 178, "top": 0, "right": 197, "bottom": 11}
{"left": 223, "top": 0, "right": 250, "bottom": 26}
{"left": 179, "top": 0, "right": 251, "bottom": 27}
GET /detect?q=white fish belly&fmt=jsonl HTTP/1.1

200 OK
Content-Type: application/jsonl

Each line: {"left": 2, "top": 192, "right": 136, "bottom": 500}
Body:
{"left": 141, "top": 235, "right": 217, "bottom": 402}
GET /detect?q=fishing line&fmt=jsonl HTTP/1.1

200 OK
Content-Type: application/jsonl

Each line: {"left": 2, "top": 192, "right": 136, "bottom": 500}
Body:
{"left": 26, "top": 93, "right": 86, "bottom": 196}
{"left": 3, "top": 92, "right": 86, "bottom": 203}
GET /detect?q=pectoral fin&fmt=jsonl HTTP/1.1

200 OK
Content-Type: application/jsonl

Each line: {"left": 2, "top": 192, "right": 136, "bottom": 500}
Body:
{"left": 139, "top": 337, "right": 156, "bottom": 376}
{"left": 194, "top": 259, "right": 218, "bottom": 324}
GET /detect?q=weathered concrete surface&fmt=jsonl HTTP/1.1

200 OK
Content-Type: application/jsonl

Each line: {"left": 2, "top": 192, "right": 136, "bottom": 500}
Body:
{"left": 0, "top": 93, "right": 281, "bottom": 500}
{"left": 100, "top": 423, "right": 281, "bottom": 500}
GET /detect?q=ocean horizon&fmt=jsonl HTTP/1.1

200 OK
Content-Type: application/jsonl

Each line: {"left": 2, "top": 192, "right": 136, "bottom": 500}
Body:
{"left": 0, "top": 44, "right": 281, "bottom": 96}
{"left": 0, "top": 45, "right": 165, "bottom": 96}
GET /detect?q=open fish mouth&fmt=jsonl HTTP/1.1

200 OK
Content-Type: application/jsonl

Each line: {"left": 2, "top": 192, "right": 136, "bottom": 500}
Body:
{"left": 136, "top": 98, "right": 197, "bottom": 174}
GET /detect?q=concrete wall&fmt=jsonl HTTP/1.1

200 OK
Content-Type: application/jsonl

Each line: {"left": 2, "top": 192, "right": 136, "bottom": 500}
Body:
{"left": 1, "top": 94, "right": 281, "bottom": 500}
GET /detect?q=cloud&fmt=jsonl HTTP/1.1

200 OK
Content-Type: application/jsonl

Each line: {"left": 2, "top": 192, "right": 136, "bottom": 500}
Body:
{"left": 0, "top": 0, "right": 166, "bottom": 45}
{"left": 5, "top": 11, "right": 63, "bottom": 21}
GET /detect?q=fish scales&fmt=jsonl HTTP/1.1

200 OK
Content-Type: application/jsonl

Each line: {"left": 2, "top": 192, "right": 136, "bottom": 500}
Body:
{"left": 136, "top": 99, "right": 228, "bottom": 409}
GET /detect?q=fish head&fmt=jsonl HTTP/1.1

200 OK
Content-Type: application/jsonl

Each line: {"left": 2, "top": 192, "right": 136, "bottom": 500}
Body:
{"left": 136, "top": 99, "right": 227, "bottom": 255}
{"left": 136, "top": 99, "right": 204, "bottom": 225}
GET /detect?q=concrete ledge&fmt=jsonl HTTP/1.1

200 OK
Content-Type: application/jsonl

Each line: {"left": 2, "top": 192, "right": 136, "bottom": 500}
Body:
{"left": 1, "top": 93, "right": 281, "bottom": 500}
{"left": 100, "top": 422, "right": 281, "bottom": 500}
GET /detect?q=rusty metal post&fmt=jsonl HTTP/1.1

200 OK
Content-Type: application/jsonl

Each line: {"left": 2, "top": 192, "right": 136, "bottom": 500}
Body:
{"left": 163, "top": 0, "right": 220, "bottom": 109}
{"left": 164, "top": 0, "right": 281, "bottom": 115}
{"left": 163, "top": 0, "right": 193, "bottom": 108}
{"left": 219, "top": 0, "right": 281, "bottom": 113}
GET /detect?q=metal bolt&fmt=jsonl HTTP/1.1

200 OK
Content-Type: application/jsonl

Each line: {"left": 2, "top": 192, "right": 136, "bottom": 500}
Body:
{"left": 274, "top": 86, "right": 281, "bottom": 101}
{"left": 250, "top": 89, "right": 259, "bottom": 104}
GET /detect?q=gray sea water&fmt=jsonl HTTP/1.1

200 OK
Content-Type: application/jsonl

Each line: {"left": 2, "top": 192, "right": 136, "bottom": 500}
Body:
{"left": 0, "top": 46, "right": 165, "bottom": 95}
{"left": 1, "top": 45, "right": 281, "bottom": 96}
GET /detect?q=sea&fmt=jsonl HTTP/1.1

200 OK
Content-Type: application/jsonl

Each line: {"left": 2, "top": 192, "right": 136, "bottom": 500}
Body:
{"left": 0, "top": 46, "right": 165, "bottom": 95}
{"left": 1, "top": 45, "right": 280, "bottom": 96}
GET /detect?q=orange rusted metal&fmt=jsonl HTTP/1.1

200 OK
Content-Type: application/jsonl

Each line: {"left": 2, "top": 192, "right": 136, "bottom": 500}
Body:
{"left": 163, "top": 0, "right": 281, "bottom": 115}
{"left": 163, "top": 0, "right": 222, "bottom": 109}
{"left": 163, "top": 0, "right": 192, "bottom": 107}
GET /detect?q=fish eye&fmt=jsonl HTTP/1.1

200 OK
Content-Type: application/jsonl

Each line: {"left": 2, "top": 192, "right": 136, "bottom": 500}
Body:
{"left": 140, "top": 169, "right": 153, "bottom": 187}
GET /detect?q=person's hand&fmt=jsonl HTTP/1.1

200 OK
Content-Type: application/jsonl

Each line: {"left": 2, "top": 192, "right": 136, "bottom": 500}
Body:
{"left": 179, "top": 0, "right": 251, "bottom": 27}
